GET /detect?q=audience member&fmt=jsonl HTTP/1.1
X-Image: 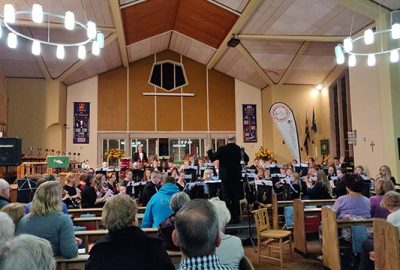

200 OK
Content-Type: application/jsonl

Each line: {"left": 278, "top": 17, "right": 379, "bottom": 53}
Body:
{"left": 140, "top": 171, "right": 161, "bottom": 206}
{"left": 0, "top": 178, "right": 11, "bottom": 209}
{"left": 141, "top": 177, "right": 180, "bottom": 228}
{"left": 209, "top": 197, "right": 244, "bottom": 269}
{"left": 86, "top": 195, "right": 174, "bottom": 270}
{"left": 0, "top": 212, "right": 14, "bottom": 252}
{"left": 16, "top": 181, "right": 78, "bottom": 258}
{"left": 173, "top": 199, "right": 235, "bottom": 270}
{"left": 1, "top": 202, "right": 25, "bottom": 225}
{"left": 370, "top": 179, "right": 395, "bottom": 218}
{"left": 0, "top": 234, "right": 55, "bottom": 270}
{"left": 158, "top": 192, "right": 190, "bottom": 251}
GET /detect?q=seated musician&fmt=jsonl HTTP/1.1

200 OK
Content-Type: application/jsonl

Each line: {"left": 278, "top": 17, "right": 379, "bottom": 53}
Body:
{"left": 140, "top": 171, "right": 161, "bottom": 206}
{"left": 122, "top": 169, "right": 133, "bottom": 186}
{"left": 264, "top": 168, "right": 271, "bottom": 179}
{"left": 212, "top": 160, "right": 220, "bottom": 179}
{"left": 106, "top": 172, "right": 118, "bottom": 195}
{"left": 256, "top": 168, "right": 265, "bottom": 180}
{"left": 376, "top": 165, "right": 396, "bottom": 186}
{"left": 197, "top": 158, "right": 206, "bottom": 178}
{"left": 327, "top": 164, "right": 336, "bottom": 180}
{"left": 167, "top": 159, "right": 176, "bottom": 172}
{"left": 289, "top": 172, "right": 302, "bottom": 199}
{"left": 306, "top": 170, "right": 333, "bottom": 200}
{"left": 62, "top": 173, "right": 81, "bottom": 209}
{"left": 81, "top": 174, "right": 111, "bottom": 208}
{"left": 179, "top": 156, "right": 191, "bottom": 171}
{"left": 330, "top": 168, "right": 347, "bottom": 198}
{"left": 249, "top": 157, "right": 263, "bottom": 174}
{"left": 150, "top": 158, "right": 162, "bottom": 172}
{"left": 143, "top": 168, "right": 151, "bottom": 182}
{"left": 176, "top": 172, "right": 186, "bottom": 191}
{"left": 202, "top": 168, "right": 214, "bottom": 182}
{"left": 169, "top": 167, "right": 179, "bottom": 179}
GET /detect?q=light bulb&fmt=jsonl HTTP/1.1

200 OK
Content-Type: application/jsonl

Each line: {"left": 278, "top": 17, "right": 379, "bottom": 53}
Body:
{"left": 87, "top": 21, "right": 97, "bottom": 39}
{"left": 0, "top": 23, "right": 2, "bottom": 39}
{"left": 367, "top": 54, "right": 376, "bottom": 66}
{"left": 32, "top": 4, "right": 43, "bottom": 23}
{"left": 56, "top": 45, "right": 65, "bottom": 59}
{"left": 343, "top": 37, "right": 353, "bottom": 52}
{"left": 348, "top": 54, "right": 356, "bottom": 67}
{"left": 31, "top": 40, "right": 41, "bottom": 55}
{"left": 96, "top": 32, "right": 104, "bottom": 48}
{"left": 390, "top": 50, "right": 399, "bottom": 63}
{"left": 78, "top": 45, "right": 86, "bottom": 60}
{"left": 316, "top": 84, "right": 323, "bottom": 91}
{"left": 64, "top": 11, "right": 75, "bottom": 30}
{"left": 392, "top": 23, "right": 400, "bottom": 40}
{"left": 334, "top": 45, "right": 345, "bottom": 64}
{"left": 92, "top": 41, "right": 100, "bottom": 56}
{"left": 4, "top": 4, "right": 15, "bottom": 24}
{"left": 364, "top": 29, "right": 374, "bottom": 45}
{"left": 7, "top": 33, "right": 17, "bottom": 48}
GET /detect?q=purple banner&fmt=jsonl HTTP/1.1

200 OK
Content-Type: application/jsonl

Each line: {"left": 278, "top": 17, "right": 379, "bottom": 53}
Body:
{"left": 243, "top": 104, "right": 257, "bottom": 143}
{"left": 73, "top": 102, "right": 90, "bottom": 144}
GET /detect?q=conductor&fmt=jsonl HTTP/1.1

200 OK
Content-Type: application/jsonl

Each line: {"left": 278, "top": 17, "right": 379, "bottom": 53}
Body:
{"left": 207, "top": 135, "right": 249, "bottom": 223}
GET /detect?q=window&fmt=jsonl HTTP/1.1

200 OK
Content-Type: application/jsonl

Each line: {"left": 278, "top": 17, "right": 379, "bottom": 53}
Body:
{"left": 102, "top": 138, "right": 125, "bottom": 162}
{"left": 149, "top": 60, "right": 188, "bottom": 91}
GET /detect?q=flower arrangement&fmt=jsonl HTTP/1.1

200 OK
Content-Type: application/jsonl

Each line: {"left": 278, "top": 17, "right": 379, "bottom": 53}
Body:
{"left": 255, "top": 146, "right": 273, "bottom": 161}
{"left": 106, "top": 149, "right": 125, "bottom": 160}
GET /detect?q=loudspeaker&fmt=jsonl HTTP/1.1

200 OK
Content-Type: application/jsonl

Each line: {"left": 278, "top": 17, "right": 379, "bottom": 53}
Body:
{"left": 0, "top": 137, "right": 22, "bottom": 166}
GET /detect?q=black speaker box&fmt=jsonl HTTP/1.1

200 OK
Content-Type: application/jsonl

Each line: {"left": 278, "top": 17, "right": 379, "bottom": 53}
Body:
{"left": 0, "top": 137, "right": 22, "bottom": 166}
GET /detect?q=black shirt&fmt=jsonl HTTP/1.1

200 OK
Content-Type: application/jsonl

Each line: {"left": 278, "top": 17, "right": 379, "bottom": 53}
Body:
{"left": 81, "top": 186, "right": 97, "bottom": 208}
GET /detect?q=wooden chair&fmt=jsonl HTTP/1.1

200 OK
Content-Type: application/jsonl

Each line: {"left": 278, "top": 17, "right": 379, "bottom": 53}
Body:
{"left": 374, "top": 219, "right": 400, "bottom": 270}
{"left": 239, "top": 256, "right": 255, "bottom": 270}
{"left": 253, "top": 207, "right": 292, "bottom": 269}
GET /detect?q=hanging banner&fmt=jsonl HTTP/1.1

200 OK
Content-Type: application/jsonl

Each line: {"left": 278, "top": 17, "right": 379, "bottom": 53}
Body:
{"left": 73, "top": 102, "right": 90, "bottom": 144}
{"left": 269, "top": 102, "right": 301, "bottom": 162}
{"left": 242, "top": 104, "right": 257, "bottom": 143}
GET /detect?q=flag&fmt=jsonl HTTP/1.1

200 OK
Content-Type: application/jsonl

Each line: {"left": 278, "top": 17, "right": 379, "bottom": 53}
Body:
{"left": 304, "top": 113, "right": 310, "bottom": 155}
{"left": 312, "top": 108, "right": 317, "bottom": 133}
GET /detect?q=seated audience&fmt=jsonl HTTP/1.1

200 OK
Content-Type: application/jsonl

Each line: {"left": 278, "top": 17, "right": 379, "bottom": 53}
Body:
{"left": 370, "top": 179, "right": 394, "bottom": 218}
{"left": 16, "top": 181, "right": 78, "bottom": 258}
{"left": 140, "top": 171, "right": 161, "bottom": 206}
{"left": 86, "top": 194, "right": 174, "bottom": 270}
{"left": 1, "top": 203, "right": 25, "bottom": 225}
{"left": 0, "top": 212, "right": 14, "bottom": 252}
{"left": 158, "top": 192, "right": 190, "bottom": 251}
{"left": 62, "top": 173, "right": 81, "bottom": 208}
{"left": 0, "top": 178, "right": 11, "bottom": 209}
{"left": 333, "top": 174, "right": 371, "bottom": 220}
{"left": 0, "top": 234, "right": 55, "bottom": 270}
{"left": 173, "top": 199, "right": 234, "bottom": 270}
{"left": 306, "top": 171, "right": 332, "bottom": 200}
{"left": 141, "top": 177, "right": 180, "bottom": 228}
{"left": 210, "top": 197, "right": 244, "bottom": 269}
{"left": 377, "top": 165, "right": 396, "bottom": 185}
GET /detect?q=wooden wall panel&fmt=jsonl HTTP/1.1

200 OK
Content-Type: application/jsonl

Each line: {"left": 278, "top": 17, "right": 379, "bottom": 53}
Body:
{"left": 182, "top": 56, "right": 207, "bottom": 131}
{"left": 98, "top": 67, "right": 127, "bottom": 131}
{"left": 0, "top": 67, "right": 7, "bottom": 135}
{"left": 130, "top": 56, "right": 155, "bottom": 131}
{"left": 208, "top": 69, "right": 235, "bottom": 131}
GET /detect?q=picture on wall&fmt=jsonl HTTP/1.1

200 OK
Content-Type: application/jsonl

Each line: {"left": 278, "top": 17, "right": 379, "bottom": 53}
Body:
{"left": 243, "top": 104, "right": 257, "bottom": 143}
{"left": 73, "top": 102, "right": 90, "bottom": 144}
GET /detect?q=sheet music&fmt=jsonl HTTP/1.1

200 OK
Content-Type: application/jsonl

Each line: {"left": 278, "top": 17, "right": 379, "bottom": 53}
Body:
{"left": 271, "top": 173, "right": 286, "bottom": 178}
{"left": 205, "top": 180, "right": 221, "bottom": 184}
{"left": 254, "top": 180, "right": 273, "bottom": 186}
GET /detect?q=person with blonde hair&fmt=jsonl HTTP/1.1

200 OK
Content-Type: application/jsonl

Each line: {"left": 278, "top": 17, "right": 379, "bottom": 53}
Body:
{"left": 0, "top": 234, "right": 55, "bottom": 270}
{"left": 306, "top": 170, "right": 332, "bottom": 199}
{"left": 370, "top": 179, "right": 395, "bottom": 218}
{"left": 1, "top": 202, "right": 25, "bottom": 225}
{"left": 62, "top": 173, "right": 81, "bottom": 208}
{"left": 377, "top": 165, "right": 396, "bottom": 185}
{"left": 16, "top": 181, "right": 78, "bottom": 258}
{"left": 86, "top": 194, "right": 174, "bottom": 270}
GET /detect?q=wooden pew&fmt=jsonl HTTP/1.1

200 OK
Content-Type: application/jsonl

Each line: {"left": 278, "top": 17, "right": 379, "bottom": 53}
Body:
{"left": 321, "top": 207, "right": 373, "bottom": 270}
{"left": 293, "top": 198, "right": 335, "bottom": 256}
{"left": 73, "top": 214, "right": 144, "bottom": 230}
{"left": 271, "top": 194, "right": 293, "bottom": 230}
{"left": 56, "top": 254, "right": 89, "bottom": 270}
{"left": 374, "top": 219, "right": 400, "bottom": 270}
{"left": 69, "top": 206, "right": 146, "bottom": 218}
{"left": 75, "top": 228, "right": 159, "bottom": 253}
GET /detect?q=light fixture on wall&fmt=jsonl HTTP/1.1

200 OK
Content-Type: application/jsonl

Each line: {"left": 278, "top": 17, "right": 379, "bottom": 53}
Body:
{"left": 335, "top": 10, "right": 400, "bottom": 67}
{"left": 0, "top": 3, "right": 104, "bottom": 60}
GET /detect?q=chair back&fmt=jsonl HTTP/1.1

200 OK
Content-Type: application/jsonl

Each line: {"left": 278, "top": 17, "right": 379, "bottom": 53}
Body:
{"left": 374, "top": 219, "right": 400, "bottom": 270}
{"left": 253, "top": 208, "right": 271, "bottom": 235}
{"left": 239, "top": 256, "right": 255, "bottom": 270}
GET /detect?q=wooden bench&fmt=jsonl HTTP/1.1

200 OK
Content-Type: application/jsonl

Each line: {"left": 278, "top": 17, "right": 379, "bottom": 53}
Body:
{"left": 73, "top": 214, "right": 144, "bottom": 230}
{"left": 69, "top": 206, "right": 146, "bottom": 218}
{"left": 374, "top": 219, "right": 400, "bottom": 270}
{"left": 321, "top": 207, "right": 373, "bottom": 270}
{"left": 271, "top": 194, "right": 294, "bottom": 230}
{"left": 56, "top": 254, "right": 89, "bottom": 270}
{"left": 75, "top": 228, "right": 159, "bottom": 253}
{"left": 293, "top": 198, "right": 335, "bottom": 256}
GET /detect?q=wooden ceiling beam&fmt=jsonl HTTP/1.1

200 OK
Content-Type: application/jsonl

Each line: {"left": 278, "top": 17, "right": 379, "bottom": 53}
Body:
{"left": 337, "top": 0, "right": 390, "bottom": 21}
{"left": 207, "top": 0, "right": 261, "bottom": 69}
{"left": 109, "top": 0, "right": 129, "bottom": 67}
{"left": 236, "top": 42, "right": 275, "bottom": 87}
{"left": 237, "top": 34, "right": 347, "bottom": 42}
{"left": 57, "top": 32, "right": 118, "bottom": 82}
{"left": 11, "top": 19, "right": 116, "bottom": 33}
{"left": 278, "top": 41, "right": 310, "bottom": 86}
{"left": 35, "top": 55, "right": 52, "bottom": 80}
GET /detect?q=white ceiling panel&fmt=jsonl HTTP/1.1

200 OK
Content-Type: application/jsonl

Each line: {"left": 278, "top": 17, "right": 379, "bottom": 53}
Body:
{"left": 127, "top": 31, "right": 171, "bottom": 63}
{"left": 169, "top": 31, "right": 216, "bottom": 65}
{"left": 209, "top": 0, "right": 249, "bottom": 13}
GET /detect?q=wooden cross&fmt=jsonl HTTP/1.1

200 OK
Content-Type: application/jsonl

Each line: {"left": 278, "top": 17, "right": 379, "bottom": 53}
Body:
{"left": 370, "top": 141, "right": 375, "bottom": 152}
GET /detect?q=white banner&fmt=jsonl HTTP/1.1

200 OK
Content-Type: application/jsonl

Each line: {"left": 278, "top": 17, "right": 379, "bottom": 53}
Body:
{"left": 269, "top": 102, "right": 301, "bottom": 162}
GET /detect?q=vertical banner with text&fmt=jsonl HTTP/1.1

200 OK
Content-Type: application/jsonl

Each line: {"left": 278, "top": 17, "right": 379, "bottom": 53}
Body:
{"left": 243, "top": 104, "right": 257, "bottom": 143}
{"left": 73, "top": 102, "right": 90, "bottom": 144}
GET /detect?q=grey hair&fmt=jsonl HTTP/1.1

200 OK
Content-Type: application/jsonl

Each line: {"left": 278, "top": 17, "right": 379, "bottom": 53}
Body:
{"left": 0, "top": 212, "right": 14, "bottom": 251}
{"left": 102, "top": 194, "right": 137, "bottom": 232}
{"left": 170, "top": 192, "right": 190, "bottom": 213}
{"left": 0, "top": 234, "right": 55, "bottom": 270}
{"left": 208, "top": 197, "right": 231, "bottom": 231}
{"left": 227, "top": 135, "right": 235, "bottom": 143}
{"left": 0, "top": 178, "right": 9, "bottom": 197}
{"left": 175, "top": 199, "right": 219, "bottom": 258}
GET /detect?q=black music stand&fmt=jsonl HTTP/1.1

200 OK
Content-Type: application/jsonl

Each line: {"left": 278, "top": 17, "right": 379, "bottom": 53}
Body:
{"left": 207, "top": 181, "right": 222, "bottom": 199}
{"left": 17, "top": 177, "right": 37, "bottom": 203}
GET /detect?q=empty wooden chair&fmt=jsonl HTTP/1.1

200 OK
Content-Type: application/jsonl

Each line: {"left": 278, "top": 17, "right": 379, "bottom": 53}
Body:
{"left": 253, "top": 207, "right": 292, "bottom": 269}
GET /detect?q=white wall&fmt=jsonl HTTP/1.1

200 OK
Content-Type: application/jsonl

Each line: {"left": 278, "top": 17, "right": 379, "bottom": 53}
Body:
{"left": 66, "top": 76, "right": 98, "bottom": 166}
{"left": 235, "top": 79, "right": 263, "bottom": 161}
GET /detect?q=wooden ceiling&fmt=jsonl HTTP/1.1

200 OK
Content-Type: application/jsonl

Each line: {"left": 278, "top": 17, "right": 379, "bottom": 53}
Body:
{"left": 0, "top": 0, "right": 387, "bottom": 88}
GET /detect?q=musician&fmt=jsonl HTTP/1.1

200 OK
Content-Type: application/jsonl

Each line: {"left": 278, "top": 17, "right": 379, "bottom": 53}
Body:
{"left": 377, "top": 165, "right": 396, "bottom": 185}
{"left": 176, "top": 172, "right": 186, "bottom": 191}
{"left": 306, "top": 171, "right": 332, "bottom": 200}
{"left": 62, "top": 173, "right": 81, "bottom": 208}
{"left": 140, "top": 171, "right": 161, "bottom": 206}
{"left": 212, "top": 160, "right": 220, "bottom": 179}
{"left": 122, "top": 169, "right": 133, "bottom": 186}
{"left": 150, "top": 158, "right": 162, "bottom": 172}
{"left": 327, "top": 164, "right": 336, "bottom": 180}
{"left": 201, "top": 169, "right": 214, "bottom": 182}
{"left": 249, "top": 158, "right": 263, "bottom": 174}
{"left": 106, "top": 172, "right": 118, "bottom": 194}
{"left": 197, "top": 158, "right": 206, "bottom": 178}
{"left": 207, "top": 135, "right": 249, "bottom": 223}
{"left": 167, "top": 159, "right": 176, "bottom": 172}
{"left": 143, "top": 169, "right": 152, "bottom": 182}
{"left": 132, "top": 145, "right": 148, "bottom": 163}
{"left": 331, "top": 168, "right": 347, "bottom": 198}
{"left": 333, "top": 156, "right": 342, "bottom": 170}
{"left": 256, "top": 168, "right": 265, "bottom": 180}
{"left": 169, "top": 167, "right": 179, "bottom": 179}
{"left": 289, "top": 172, "right": 301, "bottom": 199}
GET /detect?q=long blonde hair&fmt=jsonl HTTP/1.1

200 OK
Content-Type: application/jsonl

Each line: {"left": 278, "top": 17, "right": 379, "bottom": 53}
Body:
{"left": 31, "top": 181, "right": 62, "bottom": 216}
{"left": 317, "top": 171, "right": 332, "bottom": 197}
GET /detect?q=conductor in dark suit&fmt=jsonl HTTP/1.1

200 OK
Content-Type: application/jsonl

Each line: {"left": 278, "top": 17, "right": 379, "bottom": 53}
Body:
{"left": 133, "top": 145, "right": 148, "bottom": 163}
{"left": 207, "top": 135, "right": 249, "bottom": 223}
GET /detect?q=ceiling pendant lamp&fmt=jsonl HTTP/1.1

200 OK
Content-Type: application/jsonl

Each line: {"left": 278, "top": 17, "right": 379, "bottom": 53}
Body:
{"left": 343, "top": 37, "right": 353, "bottom": 52}
{"left": 32, "top": 40, "right": 41, "bottom": 55}
{"left": 87, "top": 21, "right": 97, "bottom": 39}
{"left": 367, "top": 54, "right": 376, "bottom": 66}
{"left": 92, "top": 41, "right": 100, "bottom": 56}
{"left": 0, "top": 22, "right": 2, "bottom": 39}
{"left": 335, "top": 45, "right": 345, "bottom": 64}
{"left": 4, "top": 4, "right": 15, "bottom": 23}
{"left": 392, "top": 23, "right": 400, "bottom": 39}
{"left": 7, "top": 33, "right": 17, "bottom": 48}
{"left": 390, "top": 50, "right": 399, "bottom": 63}
{"left": 32, "top": 4, "right": 43, "bottom": 23}
{"left": 96, "top": 32, "right": 104, "bottom": 48}
{"left": 64, "top": 11, "right": 75, "bottom": 30}
{"left": 348, "top": 55, "right": 356, "bottom": 67}
{"left": 78, "top": 45, "right": 86, "bottom": 60}
{"left": 364, "top": 29, "right": 374, "bottom": 45}
{"left": 56, "top": 45, "right": 65, "bottom": 59}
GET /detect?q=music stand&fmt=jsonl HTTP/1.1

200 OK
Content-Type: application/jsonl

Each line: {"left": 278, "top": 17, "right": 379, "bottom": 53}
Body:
{"left": 295, "top": 163, "right": 309, "bottom": 177}
{"left": 206, "top": 180, "right": 222, "bottom": 199}
{"left": 17, "top": 177, "right": 37, "bottom": 203}
{"left": 184, "top": 167, "right": 197, "bottom": 182}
